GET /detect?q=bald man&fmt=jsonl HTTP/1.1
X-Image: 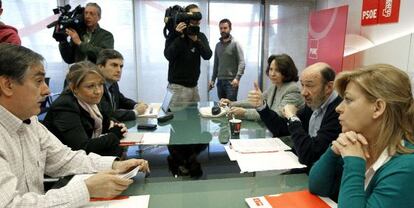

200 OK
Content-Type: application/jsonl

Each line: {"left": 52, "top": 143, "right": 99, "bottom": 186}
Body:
{"left": 251, "top": 62, "right": 342, "bottom": 168}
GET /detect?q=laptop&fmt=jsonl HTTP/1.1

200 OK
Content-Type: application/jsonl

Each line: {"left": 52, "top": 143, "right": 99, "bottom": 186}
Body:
{"left": 157, "top": 89, "right": 174, "bottom": 122}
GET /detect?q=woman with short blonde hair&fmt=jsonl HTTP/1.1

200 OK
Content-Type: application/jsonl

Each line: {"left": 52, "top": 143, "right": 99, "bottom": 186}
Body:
{"left": 44, "top": 61, "right": 126, "bottom": 156}
{"left": 309, "top": 64, "right": 414, "bottom": 207}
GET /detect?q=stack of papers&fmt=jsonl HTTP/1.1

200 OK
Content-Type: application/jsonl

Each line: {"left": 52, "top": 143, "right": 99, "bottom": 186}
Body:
{"left": 230, "top": 138, "right": 291, "bottom": 153}
{"left": 245, "top": 189, "right": 336, "bottom": 208}
{"left": 225, "top": 138, "right": 306, "bottom": 173}
{"left": 120, "top": 132, "right": 170, "bottom": 146}
{"left": 137, "top": 103, "right": 161, "bottom": 118}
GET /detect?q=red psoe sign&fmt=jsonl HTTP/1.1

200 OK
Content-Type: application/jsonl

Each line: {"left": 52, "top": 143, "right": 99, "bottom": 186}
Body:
{"left": 361, "top": 0, "right": 400, "bottom": 26}
{"left": 378, "top": 0, "right": 400, "bottom": 23}
{"left": 361, "top": 0, "right": 379, "bottom": 25}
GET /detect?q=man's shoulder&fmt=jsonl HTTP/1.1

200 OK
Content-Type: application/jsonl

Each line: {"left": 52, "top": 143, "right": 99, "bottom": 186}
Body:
{"left": 95, "top": 26, "right": 113, "bottom": 36}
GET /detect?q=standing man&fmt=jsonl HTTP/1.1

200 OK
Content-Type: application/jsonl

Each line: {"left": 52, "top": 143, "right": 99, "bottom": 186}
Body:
{"left": 97, "top": 49, "right": 148, "bottom": 121}
{"left": 0, "top": 0, "right": 21, "bottom": 45}
{"left": 59, "top": 2, "right": 113, "bottom": 64}
{"left": 249, "top": 62, "right": 342, "bottom": 169}
{"left": 164, "top": 4, "right": 212, "bottom": 106}
{"left": 208, "top": 18, "right": 245, "bottom": 101}
{"left": 0, "top": 43, "right": 149, "bottom": 207}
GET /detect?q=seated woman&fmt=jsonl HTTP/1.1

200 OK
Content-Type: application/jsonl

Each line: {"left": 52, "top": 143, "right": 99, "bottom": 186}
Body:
{"left": 222, "top": 54, "right": 304, "bottom": 120}
{"left": 44, "top": 61, "right": 126, "bottom": 157}
{"left": 309, "top": 64, "right": 414, "bottom": 207}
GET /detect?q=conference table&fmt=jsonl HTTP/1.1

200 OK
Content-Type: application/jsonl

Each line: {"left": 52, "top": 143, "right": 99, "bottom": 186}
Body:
{"left": 121, "top": 102, "right": 308, "bottom": 207}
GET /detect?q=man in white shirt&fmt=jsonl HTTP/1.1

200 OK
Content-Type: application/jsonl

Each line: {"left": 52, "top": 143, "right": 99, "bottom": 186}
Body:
{"left": 0, "top": 43, "right": 149, "bottom": 207}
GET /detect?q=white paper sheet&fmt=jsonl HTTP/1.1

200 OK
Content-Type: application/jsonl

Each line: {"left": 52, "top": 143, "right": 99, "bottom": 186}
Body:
{"left": 137, "top": 103, "right": 161, "bottom": 118}
{"left": 224, "top": 145, "right": 238, "bottom": 161}
{"left": 82, "top": 195, "right": 150, "bottom": 208}
{"left": 236, "top": 151, "right": 306, "bottom": 173}
{"left": 229, "top": 138, "right": 291, "bottom": 153}
{"left": 121, "top": 132, "right": 170, "bottom": 145}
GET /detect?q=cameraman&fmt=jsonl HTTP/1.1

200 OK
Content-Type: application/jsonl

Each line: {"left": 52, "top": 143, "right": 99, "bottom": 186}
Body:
{"left": 164, "top": 4, "right": 212, "bottom": 106}
{"left": 59, "top": 2, "right": 113, "bottom": 64}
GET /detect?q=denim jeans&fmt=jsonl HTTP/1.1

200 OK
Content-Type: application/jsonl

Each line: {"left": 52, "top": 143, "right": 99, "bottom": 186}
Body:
{"left": 217, "top": 79, "right": 238, "bottom": 101}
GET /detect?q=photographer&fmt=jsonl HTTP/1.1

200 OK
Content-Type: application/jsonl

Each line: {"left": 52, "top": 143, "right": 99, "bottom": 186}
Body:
{"left": 164, "top": 4, "right": 212, "bottom": 106}
{"left": 59, "top": 2, "right": 113, "bottom": 64}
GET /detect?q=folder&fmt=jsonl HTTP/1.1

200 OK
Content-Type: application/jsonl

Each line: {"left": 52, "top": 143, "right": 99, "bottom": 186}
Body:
{"left": 245, "top": 189, "right": 336, "bottom": 208}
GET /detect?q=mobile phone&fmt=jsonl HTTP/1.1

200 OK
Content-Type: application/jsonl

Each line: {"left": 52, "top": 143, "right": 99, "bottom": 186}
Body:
{"left": 137, "top": 124, "right": 157, "bottom": 130}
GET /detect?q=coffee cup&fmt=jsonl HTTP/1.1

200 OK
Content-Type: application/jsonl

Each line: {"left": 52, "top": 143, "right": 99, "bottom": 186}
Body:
{"left": 229, "top": 118, "right": 242, "bottom": 136}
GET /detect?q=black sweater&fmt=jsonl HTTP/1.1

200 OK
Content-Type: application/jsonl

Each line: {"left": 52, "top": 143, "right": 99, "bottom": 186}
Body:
{"left": 43, "top": 91, "right": 122, "bottom": 157}
{"left": 257, "top": 96, "right": 342, "bottom": 168}
{"left": 164, "top": 32, "right": 212, "bottom": 87}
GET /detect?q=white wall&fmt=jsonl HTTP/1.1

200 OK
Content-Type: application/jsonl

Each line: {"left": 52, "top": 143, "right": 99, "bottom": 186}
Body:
{"left": 317, "top": 0, "right": 414, "bottom": 76}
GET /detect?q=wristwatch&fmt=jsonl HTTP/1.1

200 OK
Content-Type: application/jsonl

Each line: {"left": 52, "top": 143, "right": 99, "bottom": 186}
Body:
{"left": 287, "top": 115, "right": 301, "bottom": 126}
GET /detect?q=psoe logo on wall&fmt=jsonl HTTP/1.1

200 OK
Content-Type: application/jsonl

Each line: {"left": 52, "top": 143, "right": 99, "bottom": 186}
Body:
{"left": 361, "top": 0, "right": 400, "bottom": 26}
{"left": 308, "top": 39, "right": 319, "bottom": 60}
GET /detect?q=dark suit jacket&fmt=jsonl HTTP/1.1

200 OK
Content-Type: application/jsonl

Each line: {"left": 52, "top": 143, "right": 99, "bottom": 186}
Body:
{"left": 99, "top": 82, "right": 137, "bottom": 121}
{"left": 43, "top": 91, "right": 122, "bottom": 156}
{"left": 258, "top": 96, "right": 342, "bottom": 168}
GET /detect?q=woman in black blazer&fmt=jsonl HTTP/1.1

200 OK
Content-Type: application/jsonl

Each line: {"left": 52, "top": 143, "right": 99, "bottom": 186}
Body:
{"left": 44, "top": 61, "right": 126, "bottom": 157}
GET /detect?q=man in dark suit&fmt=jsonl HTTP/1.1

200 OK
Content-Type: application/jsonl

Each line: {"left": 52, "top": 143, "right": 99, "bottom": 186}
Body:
{"left": 97, "top": 49, "right": 147, "bottom": 121}
{"left": 249, "top": 62, "right": 342, "bottom": 168}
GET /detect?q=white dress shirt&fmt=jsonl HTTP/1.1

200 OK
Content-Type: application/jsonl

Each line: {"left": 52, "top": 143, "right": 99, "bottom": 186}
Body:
{"left": 0, "top": 105, "right": 116, "bottom": 208}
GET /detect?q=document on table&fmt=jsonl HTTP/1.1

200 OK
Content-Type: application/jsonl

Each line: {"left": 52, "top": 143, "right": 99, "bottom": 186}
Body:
{"left": 236, "top": 151, "right": 306, "bottom": 173}
{"left": 137, "top": 103, "right": 161, "bottom": 118}
{"left": 82, "top": 195, "right": 150, "bottom": 208}
{"left": 229, "top": 138, "right": 291, "bottom": 153}
{"left": 121, "top": 132, "right": 170, "bottom": 145}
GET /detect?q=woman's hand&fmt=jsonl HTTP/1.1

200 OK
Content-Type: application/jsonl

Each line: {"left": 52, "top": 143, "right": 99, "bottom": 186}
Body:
{"left": 228, "top": 107, "right": 246, "bottom": 119}
{"left": 331, "top": 131, "right": 370, "bottom": 159}
{"left": 219, "top": 98, "right": 232, "bottom": 107}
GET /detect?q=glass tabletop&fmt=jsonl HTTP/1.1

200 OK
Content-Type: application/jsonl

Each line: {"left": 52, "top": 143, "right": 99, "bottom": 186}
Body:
{"left": 125, "top": 102, "right": 271, "bottom": 145}
{"left": 124, "top": 173, "right": 308, "bottom": 208}
{"left": 123, "top": 102, "right": 275, "bottom": 180}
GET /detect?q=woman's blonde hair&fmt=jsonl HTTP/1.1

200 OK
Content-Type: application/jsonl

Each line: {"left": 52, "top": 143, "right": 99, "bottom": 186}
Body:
{"left": 335, "top": 64, "right": 414, "bottom": 156}
{"left": 66, "top": 61, "right": 104, "bottom": 91}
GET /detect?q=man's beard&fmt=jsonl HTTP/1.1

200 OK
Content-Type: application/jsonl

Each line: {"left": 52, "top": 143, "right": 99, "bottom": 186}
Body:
{"left": 221, "top": 32, "right": 230, "bottom": 39}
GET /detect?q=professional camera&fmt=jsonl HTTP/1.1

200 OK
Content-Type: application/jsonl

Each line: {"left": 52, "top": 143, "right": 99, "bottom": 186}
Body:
{"left": 47, "top": 4, "right": 85, "bottom": 42}
{"left": 163, "top": 5, "right": 202, "bottom": 39}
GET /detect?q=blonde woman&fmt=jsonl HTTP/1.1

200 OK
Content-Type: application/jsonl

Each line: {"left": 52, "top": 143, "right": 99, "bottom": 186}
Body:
{"left": 44, "top": 61, "right": 126, "bottom": 156}
{"left": 309, "top": 64, "right": 414, "bottom": 207}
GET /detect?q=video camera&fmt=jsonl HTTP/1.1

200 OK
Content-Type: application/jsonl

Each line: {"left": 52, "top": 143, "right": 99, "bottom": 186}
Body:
{"left": 47, "top": 4, "right": 85, "bottom": 42}
{"left": 163, "top": 5, "right": 202, "bottom": 39}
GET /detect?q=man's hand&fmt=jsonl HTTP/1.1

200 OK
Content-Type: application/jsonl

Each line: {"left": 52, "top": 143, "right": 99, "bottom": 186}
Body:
{"left": 112, "top": 158, "right": 150, "bottom": 174}
{"left": 228, "top": 107, "right": 246, "bottom": 119}
{"left": 248, "top": 82, "right": 263, "bottom": 108}
{"left": 65, "top": 28, "right": 81, "bottom": 45}
{"left": 231, "top": 79, "right": 239, "bottom": 88}
{"left": 282, "top": 104, "right": 299, "bottom": 118}
{"left": 134, "top": 103, "right": 148, "bottom": 115}
{"left": 208, "top": 81, "right": 215, "bottom": 91}
{"left": 85, "top": 171, "right": 132, "bottom": 198}
{"left": 175, "top": 22, "right": 187, "bottom": 37}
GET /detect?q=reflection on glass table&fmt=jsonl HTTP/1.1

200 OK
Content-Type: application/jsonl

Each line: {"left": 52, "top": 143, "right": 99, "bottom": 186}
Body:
{"left": 123, "top": 102, "right": 272, "bottom": 180}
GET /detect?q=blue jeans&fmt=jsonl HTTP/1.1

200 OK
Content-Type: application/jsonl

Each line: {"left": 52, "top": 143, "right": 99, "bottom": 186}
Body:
{"left": 217, "top": 79, "right": 238, "bottom": 101}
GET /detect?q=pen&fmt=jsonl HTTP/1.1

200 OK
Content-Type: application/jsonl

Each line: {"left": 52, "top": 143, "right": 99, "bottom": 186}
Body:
{"left": 90, "top": 195, "right": 129, "bottom": 202}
